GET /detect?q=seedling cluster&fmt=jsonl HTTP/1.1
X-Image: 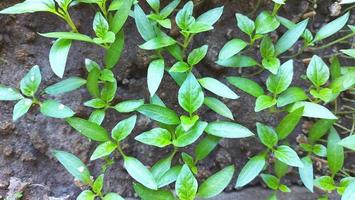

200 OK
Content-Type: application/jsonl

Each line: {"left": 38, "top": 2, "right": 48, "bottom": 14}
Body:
{"left": 0, "top": 0, "right": 354, "bottom": 199}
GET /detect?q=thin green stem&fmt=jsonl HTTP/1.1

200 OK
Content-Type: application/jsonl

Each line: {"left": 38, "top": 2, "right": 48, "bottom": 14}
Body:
{"left": 312, "top": 32, "right": 355, "bottom": 50}
{"left": 99, "top": 1, "right": 109, "bottom": 19}
{"left": 116, "top": 143, "right": 127, "bottom": 158}
{"left": 272, "top": 4, "right": 282, "bottom": 16}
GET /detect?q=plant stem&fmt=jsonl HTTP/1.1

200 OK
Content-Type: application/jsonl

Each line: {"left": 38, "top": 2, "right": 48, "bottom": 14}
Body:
{"left": 312, "top": 32, "right": 355, "bottom": 50}
{"left": 272, "top": 3, "right": 282, "bottom": 16}
{"left": 59, "top": 9, "right": 79, "bottom": 33}
{"left": 116, "top": 143, "right": 127, "bottom": 158}
{"left": 99, "top": 2, "right": 109, "bottom": 19}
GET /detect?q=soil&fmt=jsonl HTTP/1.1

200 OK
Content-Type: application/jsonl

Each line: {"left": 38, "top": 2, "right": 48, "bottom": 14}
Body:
{"left": 0, "top": 0, "right": 354, "bottom": 199}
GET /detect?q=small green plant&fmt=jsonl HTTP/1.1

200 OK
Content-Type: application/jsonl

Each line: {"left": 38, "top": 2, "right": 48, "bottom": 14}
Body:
{"left": 0, "top": 0, "right": 354, "bottom": 199}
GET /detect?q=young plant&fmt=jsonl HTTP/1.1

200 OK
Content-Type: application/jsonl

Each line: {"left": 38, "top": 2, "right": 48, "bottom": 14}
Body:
{"left": 0, "top": 65, "right": 81, "bottom": 121}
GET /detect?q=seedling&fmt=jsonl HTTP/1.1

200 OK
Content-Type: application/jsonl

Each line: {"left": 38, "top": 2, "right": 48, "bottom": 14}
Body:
{"left": 0, "top": 0, "right": 354, "bottom": 199}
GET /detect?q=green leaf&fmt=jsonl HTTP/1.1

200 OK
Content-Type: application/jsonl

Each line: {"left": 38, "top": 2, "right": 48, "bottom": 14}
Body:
{"left": 205, "top": 121, "right": 254, "bottom": 138}
{"left": 255, "top": 11, "right": 280, "bottom": 34}
{"left": 77, "top": 190, "right": 95, "bottom": 200}
{"left": 124, "top": 156, "right": 157, "bottom": 190}
{"left": 338, "top": 177, "right": 355, "bottom": 195}
{"left": 160, "top": 0, "right": 180, "bottom": 18}
{"left": 49, "top": 39, "right": 72, "bottom": 78}
{"left": 276, "top": 107, "right": 304, "bottom": 140}
{"left": 203, "top": 97, "right": 234, "bottom": 120}
{"left": 105, "top": 30, "right": 124, "bottom": 69}
{"left": 134, "top": 4, "right": 156, "bottom": 41}
{"left": 298, "top": 156, "right": 314, "bottom": 192}
{"left": 151, "top": 156, "right": 172, "bottom": 181}
{"left": 306, "top": 55, "right": 329, "bottom": 87}
{"left": 199, "top": 77, "right": 239, "bottom": 99}
{"left": 135, "top": 128, "right": 171, "bottom": 148}
{"left": 89, "top": 110, "right": 105, "bottom": 125}
{"left": 196, "top": 6, "right": 224, "bottom": 26}
{"left": 0, "top": 85, "right": 23, "bottom": 101}
{"left": 40, "top": 100, "right": 75, "bottom": 119}
{"left": 108, "top": 0, "right": 124, "bottom": 10}
{"left": 310, "top": 88, "right": 333, "bottom": 102}
{"left": 314, "top": 12, "right": 350, "bottom": 42}
{"left": 313, "top": 144, "right": 327, "bottom": 157}
{"left": 20, "top": 65, "right": 41, "bottom": 97}
{"left": 261, "top": 174, "right": 279, "bottom": 190}
{"left": 330, "top": 72, "right": 355, "bottom": 94}
{"left": 216, "top": 55, "right": 258, "bottom": 68}
{"left": 195, "top": 135, "right": 220, "bottom": 161}
{"left": 260, "top": 36, "right": 275, "bottom": 58}
{"left": 266, "top": 60, "right": 293, "bottom": 95}
{"left": 181, "top": 153, "right": 197, "bottom": 174}
{"left": 275, "top": 19, "right": 308, "bottom": 55}
{"left": 256, "top": 123, "right": 278, "bottom": 149}
{"left": 274, "top": 159, "right": 289, "bottom": 178}
{"left": 218, "top": 39, "right": 247, "bottom": 60}
{"left": 235, "top": 13, "right": 255, "bottom": 36}
{"left": 102, "top": 193, "right": 124, "bottom": 200}
{"left": 148, "top": 59, "right": 165, "bottom": 97}
{"left": 178, "top": 73, "right": 204, "bottom": 114}
{"left": 53, "top": 150, "right": 91, "bottom": 184}
{"left": 100, "top": 69, "right": 115, "bottom": 82}
{"left": 133, "top": 183, "right": 175, "bottom": 200}
{"left": 227, "top": 77, "right": 264, "bottom": 97}
{"left": 139, "top": 36, "right": 176, "bottom": 50}
{"left": 111, "top": 115, "right": 137, "bottom": 142}
{"left": 113, "top": 99, "right": 144, "bottom": 113}
{"left": 39, "top": 32, "right": 94, "bottom": 43}
{"left": 274, "top": 145, "right": 303, "bottom": 168}
{"left": 187, "top": 45, "right": 208, "bottom": 66}
{"left": 175, "top": 1, "right": 194, "bottom": 30}
{"left": 86, "top": 67, "right": 101, "bottom": 98}
{"left": 327, "top": 127, "right": 344, "bottom": 175}
{"left": 186, "top": 21, "right": 213, "bottom": 33}
{"left": 338, "top": 135, "right": 355, "bottom": 151}
{"left": 66, "top": 117, "right": 109, "bottom": 142}
{"left": 90, "top": 141, "right": 117, "bottom": 160}
{"left": 289, "top": 101, "right": 337, "bottom": 119}
{"left": 314, "top": 176, "right": 336, "bottom": 191}
{"left": 0, "top": 0, "right": 55, "bottom": 14}
{"left": 110, "top": 0, "right": 133, "bottom": 34}
{"left": 180, "top": 115, "right": 199, "bottom": 131}
{"left": 84, "top": 98, "right": 106, "bottom": 109}
{"left": 262, "top": 57, "right": 280, "bottom": 74}
{"left": 236, "top": 154, "right": 266, "bottom": 187}
{"left": 101, "top": 80, "right": 117, "bottom": 103}
{"left": 169, "top": 61, "right": 190, "bottom": 73}
{"left": 197, "top": 165, "right": 234, "bottom": 198}
{"left": 173, "top": 121, "right": 208, "bottom": 147}
{"left": 308, "top": 119, "right": 336, "bottom": 144}
{"left": 175, "top": 164, "right": 198, "bottom": 200}
{"left": 138, "top": 104, "right": 180, "bottom": 125}
{"left": 157, "top": 165, "right": 182, "bottom": 188}
{"left": 276, "top": 87, "right": 308, "bottom": 107}
{"left": 255, "top": 95, "right": 277, "bottom": 112}
{"left": 44, "top": 77, "right": 86, "bottom": 95}
{"left": 93, "top": 12, "right": 109, "bottom": 38}
{"left": 13, "top": 98, "right": 32, "bottom": 121}
{"left": 342, "top": 181, "right": 355, "bottom": 200}
{"left": 341, "top": 49, "right": 355, "bottom": 58}
{"left": 279, "top": 184, "right": 291, "bottom": 193}
{"left": 147, "top": 0, "right": 160, "bottom": 12}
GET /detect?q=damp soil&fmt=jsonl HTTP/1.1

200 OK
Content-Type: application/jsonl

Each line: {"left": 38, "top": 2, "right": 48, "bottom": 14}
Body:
{"left": 0, "top": 0, "right": 354, "bottom": 199}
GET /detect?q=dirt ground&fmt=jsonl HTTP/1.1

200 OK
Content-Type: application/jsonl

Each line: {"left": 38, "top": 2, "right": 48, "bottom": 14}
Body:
{"left": 0, "top": 0, "right": 354, "bottom": 199}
